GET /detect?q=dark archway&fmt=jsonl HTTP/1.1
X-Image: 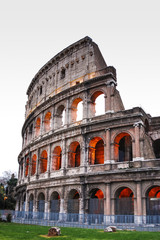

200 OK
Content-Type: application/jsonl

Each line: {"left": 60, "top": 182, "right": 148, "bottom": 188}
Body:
{"left": 153, "top": 139, "right": 160, "bottom": 159}
{"left": 38, "top": 193, "right": 45, "bottom": 219}
{"left": 50, "top": 192, "right": 60, "bottom": 220}
{"left": 67, "top": 189, "right": 79, "bottom": 222}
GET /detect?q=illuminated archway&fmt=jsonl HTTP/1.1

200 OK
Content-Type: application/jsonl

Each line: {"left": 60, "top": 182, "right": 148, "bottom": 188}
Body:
{"left": 90, "top": 91, "right": 105, "bottom": 117}
{"left": 115, "top": 187, "right": 134, "bottom": 216}
{"left": 114, "top": 133, "right": 132, "bottom": 162}
{"left": 68, "top": 142, "right": 80, "bottom": 168}
{"left": 89, "top": 188, "right": 104, "bottom": 215}
{"left": 40, "top": 150, "right": 48, "bottom": 173}
{"left": 71, "top": 98, "right": 83, "bottom": 122}
{"left": 35, "top": 117, "right": 41, "bottom": 137}
{"left": 25, "top": 158, "right": 29, "bottom": 177}
{"left": 52, "top": 146, "right": 62, "bottom": 170}
{"left": 44, "top": 112, "right": 51, "bottom": 132}
{"left": 88, "top": 137, "right": 104, "bottom": 165}
{"left": 31, "top": 154, "right": 37, "bottom": 176}
{"left": 146, "top": 186, "right": 160, "bottom": 216}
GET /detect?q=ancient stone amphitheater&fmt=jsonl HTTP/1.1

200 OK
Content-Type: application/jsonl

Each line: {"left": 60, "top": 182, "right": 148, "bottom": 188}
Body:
{"left": 16, "top": 36, "right": 160, "bottom": 224}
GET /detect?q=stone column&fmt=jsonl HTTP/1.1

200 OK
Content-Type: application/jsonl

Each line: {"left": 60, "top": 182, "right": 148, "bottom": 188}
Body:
{"left": 134, "top": 122, "right": 141, "bottom": 160}
{"left": 47, "top": 144, "right": 51, "bottom": 177}
{"left": 104, "top": 183, "right": 111, "bottom": 223}
{"left": 105, "top": 128, "right": 111, "bottom": 163}
{"left": 135, "top": 181, "right": 142, "bottom": 224}
{"left": 36, "top": 148, "right": 40, "bottom": 178}
{"left": 105, "top": 86, "right": 111, "bottom": 113}
{"left": 40, "top": 112, "right": 44, "bottom": 136}
{"left": 82, "top": 91, "right": 88, "bottom": 123}
{"left": 65, "top": 98, "right": 70, "bottom": 126}
{"left": 61, "top": 138, "right": 66, "bottom": 169}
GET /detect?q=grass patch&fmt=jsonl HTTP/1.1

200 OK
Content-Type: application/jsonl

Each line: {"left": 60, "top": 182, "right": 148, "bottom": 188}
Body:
{"left": 0, "top": 222, "right": 160, "bottom": 240}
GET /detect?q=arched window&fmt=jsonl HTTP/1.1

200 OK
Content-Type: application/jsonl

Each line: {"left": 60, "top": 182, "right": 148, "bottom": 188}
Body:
{"left": 25, "top": 157, "right": 29, "bottom": 177}
{"left": 52, "top": 146, "right": 62, "bottom": 170}
{"left": 114, "top": 133, "right": 132, "bottom": 162}
{"left": 68, "top": 142, "right": 80, "bottom": 168}
{"left": 88, "top": 137, "right": 104, "bottom": 165}
{"left": 44, "top": 112, "right": 51, "bottom": 132}
{"left": 115, "top": 187, "right": 134, "bottom": 221}
{"left": 90, "top": 91, "right": 105, "bottom": 117}
{"left": 35, "top": 118, "right": 41, "bottom": 137}
{"left": 31, "top": 154, "right": 37, "bottom": 176}
{"left": 71, "top": 98, "right": 83, "bottom": 122}
{"left": 40, "top": 150, "right": 48, "bottom": 174}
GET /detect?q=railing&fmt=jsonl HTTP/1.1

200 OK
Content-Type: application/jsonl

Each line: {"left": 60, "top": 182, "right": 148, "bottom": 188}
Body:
{"left": 1, "top": 210, "right": 160, "bottom": 231}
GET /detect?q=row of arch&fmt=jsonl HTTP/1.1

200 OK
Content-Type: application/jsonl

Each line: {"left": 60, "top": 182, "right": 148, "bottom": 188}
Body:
{"left": 24, "top": 91, "right": 105, "bottom": 146}
{"left": 24, "top": 133, "right": 133, "bottom": 177}
{"left": 19, "top": 186, "right": 160, "bottom": 217}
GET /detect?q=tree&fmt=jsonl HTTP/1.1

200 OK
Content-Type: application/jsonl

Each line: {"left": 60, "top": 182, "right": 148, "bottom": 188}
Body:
{"left": 0, "top": 171, "right": 17, "bottom": 210}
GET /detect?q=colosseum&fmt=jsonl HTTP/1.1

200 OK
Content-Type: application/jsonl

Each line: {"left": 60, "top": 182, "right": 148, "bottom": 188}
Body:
{"left": 16, "top": 36, "right": 160, "bottom": 225}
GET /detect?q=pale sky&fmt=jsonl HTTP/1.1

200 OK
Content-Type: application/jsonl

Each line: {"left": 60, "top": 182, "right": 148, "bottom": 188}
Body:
{"left": 0, "top": 0, "right": 160, "bottom": 176}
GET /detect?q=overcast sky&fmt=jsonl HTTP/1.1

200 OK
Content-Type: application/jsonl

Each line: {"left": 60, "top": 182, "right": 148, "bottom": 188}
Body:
{"left": 0, "top": 0, "right": 160, "bottom": 176}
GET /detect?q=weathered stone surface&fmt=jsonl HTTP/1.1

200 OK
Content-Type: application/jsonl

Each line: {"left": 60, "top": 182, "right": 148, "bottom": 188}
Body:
{"left": 48, "top": 227, "right": 61, "bottom": 236}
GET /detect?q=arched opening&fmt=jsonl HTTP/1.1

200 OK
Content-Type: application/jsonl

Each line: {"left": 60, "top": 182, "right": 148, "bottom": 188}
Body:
{"left": 71, "top": 98, "right": 83, "bottom": 122}
{"left": 91, "top": 91, "right": 105, "bottom": 117}
{"left": 44, "top": 112, "right": 51, "bottom": 132}
{"left": 38, "top": 193, "right": 45, "bottom": 219}
{"left": 153, "top": 139, "right": 160, "bottom": 159}
{"left": 35, "top": 117, "right": 41, "bottom": 137}
{"left": 115, "top": 187, "right": 134, "bottom": 222}
{"left": 40, "top": 150, "right": 48, "bottom": 174}
{"left": 25, "top": 158, "right": 29, "bottom": 177}
{"left": 67, "top": 189, "right": 79, "bottom": 222}
{"left": 88, "top": 188, "right": 104, "bottom": 224}
{"left": 146, "top": 186, "right": 160, "bottom": 223}
{"left": 50, "top": 191, "right": 60, "bottom": 220}
{"left": 28, "top": 194, "right": 34, "bottom": 218}
{"left": 114, "top": 133, "right": 133, "bottom": 162}
{"left": 88, "top": 137, "right": 104, "bottom": 165}
{"left": 52, "top": 146, "right": 62, "bottom": 170}
{"left": 68, "top": 142, "right": 80, "bottom": 168}
{"left": 31, "top": 154, "right": 37, "bottom": 176}
{"left": 56, "top": 105, "right": 65, "bottom": 127}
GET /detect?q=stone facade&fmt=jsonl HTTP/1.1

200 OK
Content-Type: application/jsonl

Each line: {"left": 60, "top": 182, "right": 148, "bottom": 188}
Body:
{"left": 16, "top": 36, "right": 160, "bottom": 222}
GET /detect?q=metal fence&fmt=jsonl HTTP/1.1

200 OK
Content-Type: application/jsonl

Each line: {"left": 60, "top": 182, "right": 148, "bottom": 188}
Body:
{"left": 1, "top": 210, "right": 160, "bottom": 231}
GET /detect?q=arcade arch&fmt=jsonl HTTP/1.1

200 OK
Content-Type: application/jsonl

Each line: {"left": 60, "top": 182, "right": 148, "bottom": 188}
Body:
{"left": 88, "top": 137, "right": 104, "bottom": 165}
{"left": 114, "top": 132, "right": 133, "bottom": 162}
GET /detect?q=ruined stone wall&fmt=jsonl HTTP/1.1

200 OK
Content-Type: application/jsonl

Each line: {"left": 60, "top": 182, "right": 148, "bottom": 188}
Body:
{"left": 16, "top": 37, "right": 160, "bottom": 220}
